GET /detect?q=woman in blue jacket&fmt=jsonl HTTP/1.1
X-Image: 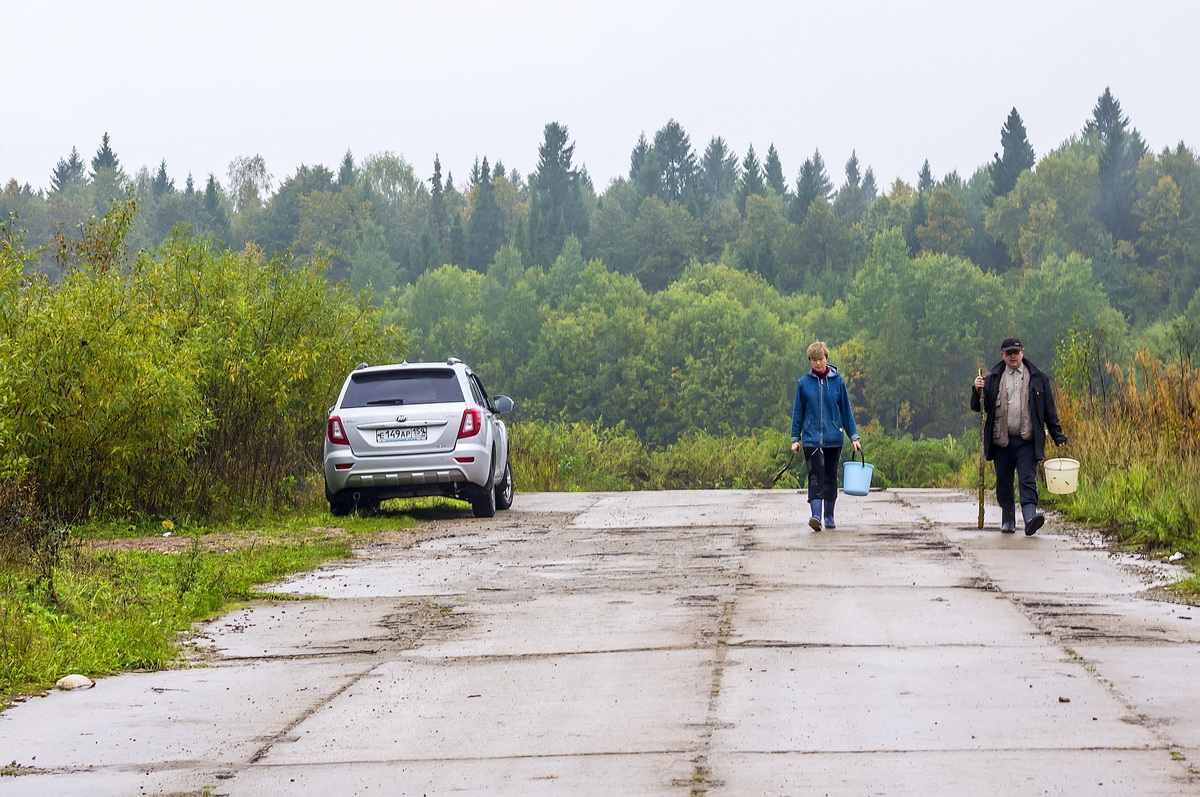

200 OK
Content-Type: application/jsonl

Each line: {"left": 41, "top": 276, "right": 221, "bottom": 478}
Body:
{"left": 790, "top": 341, "right": 862, "bottom": 531}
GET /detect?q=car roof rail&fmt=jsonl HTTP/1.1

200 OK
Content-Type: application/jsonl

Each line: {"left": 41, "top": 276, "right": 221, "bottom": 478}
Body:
{"left": 354, "top": 362, "right": 370, "bottom": 370}
{"left": 446, "top": 357, "right": 464, "bottom": 365}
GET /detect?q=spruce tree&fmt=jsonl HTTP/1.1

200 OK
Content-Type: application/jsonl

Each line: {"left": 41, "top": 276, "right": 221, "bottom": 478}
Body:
{"left": 764, "top": 144, "right": 787, "bottom": 197}
{"left": 917, "top": 160, "right": 934, "bottom": 192}
{"left": 833, "top": 151, "right": 867, "bottom": 223}
{"left": 90, "top": 132, "right": 121, "bottom": 178}
{"left": 861, "top": 168, "right": 878, "bottom": 203}
{"left": 629, "top": 133, "right": 651, "bottom": 181}
{"left": 699, "top": 136, "right": 739, "bottom": 210}
{"left": 793, "top": 149, "right": 832, "bottom": 222}
{"left": 152, "top": 160, "right": 175, "bottom": 198}
{"left": 337, "top": 150, "right": 356, "bottom": 189}
{"left": 1085, "top": 87, "right": 1124, "bottom": 140}
{"left": 738, "top": 145, "right": 766, "bottom": 211}
{"left": 429, "top": 155, "right": 449, "bottom": 255}
{"left": 652, "top": 120, "right": 697, "bottom": 207}
{"left": 50, "top": 147, "right": 86, "bottom": 193}
{"left": 202, "top": 173, "right": 230, "bottom": 242}
{"left": 1088, "top": 88, "right": 1147, "bottom": 242}
{"left": 466, "top": 158, "right": 504, "bottom": 272}
{"left": 844, "top": 151, "right": 862, "bottom": 189}
{"left": 528, "top": 122, "right": 588, "bottom": 267}
{"left": 989, "top": 108, "right": 1035, "bottom": 200}
{"left": 635, "top": 148, "right": 663, "bottom": 200}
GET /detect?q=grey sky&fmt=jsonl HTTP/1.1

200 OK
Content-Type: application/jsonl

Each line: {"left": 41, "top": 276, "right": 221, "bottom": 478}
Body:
{"left": 6, "top": 0, "right": 1198, "bottom": 195}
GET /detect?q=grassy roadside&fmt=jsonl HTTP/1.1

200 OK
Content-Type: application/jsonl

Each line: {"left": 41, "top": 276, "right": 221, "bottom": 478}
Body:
{"left": 0, "top": 504, "right": 450, "bottom": 705}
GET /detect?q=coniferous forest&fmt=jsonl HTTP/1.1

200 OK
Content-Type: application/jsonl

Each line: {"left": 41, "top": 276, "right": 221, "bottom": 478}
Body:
{"left": 1, "top": 88, "right": 1198, "bottom": 514}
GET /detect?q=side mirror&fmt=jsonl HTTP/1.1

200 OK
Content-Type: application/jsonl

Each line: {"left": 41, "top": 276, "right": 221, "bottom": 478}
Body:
{"left": 493, "top": 394, "right": 515, "bottom": 414}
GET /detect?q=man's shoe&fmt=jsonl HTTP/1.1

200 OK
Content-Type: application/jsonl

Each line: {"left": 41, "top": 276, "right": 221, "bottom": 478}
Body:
{"left": 809, "top": 516, "right": 822, "bottom": 532}
{"left": 1001, "top": 506, "right": 1016, "bottom": 533}
{"left": 1022, "top": 503, "right": 1044, "bottom": 536}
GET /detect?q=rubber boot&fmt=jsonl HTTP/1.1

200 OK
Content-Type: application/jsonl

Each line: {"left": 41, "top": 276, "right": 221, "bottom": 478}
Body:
{"left": 824, "top": 501, "right": 837, "bottom": 529}
{"left": 1022, "top": 503, "right": 1045, "bottom": 536}
{"left": 1000, "top": 505, "right": 1016, "bottom": 534}
{"left": 809, "top": 499, "right": 823, "bottom": 532}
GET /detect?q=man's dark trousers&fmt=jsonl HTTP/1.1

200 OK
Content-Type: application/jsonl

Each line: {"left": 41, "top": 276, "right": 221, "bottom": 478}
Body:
{"left": 993, "top": 437, "right": 1038, "bottom": 523}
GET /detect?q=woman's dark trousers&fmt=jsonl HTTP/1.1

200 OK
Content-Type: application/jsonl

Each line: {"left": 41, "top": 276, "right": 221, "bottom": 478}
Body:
{"left": 804, "top": 446, "right": 842, "bottom": 516}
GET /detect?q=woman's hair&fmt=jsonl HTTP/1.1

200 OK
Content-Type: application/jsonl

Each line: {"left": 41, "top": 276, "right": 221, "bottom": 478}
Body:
{"left": 807, "top": 341, "right": 830, "bottom": 361}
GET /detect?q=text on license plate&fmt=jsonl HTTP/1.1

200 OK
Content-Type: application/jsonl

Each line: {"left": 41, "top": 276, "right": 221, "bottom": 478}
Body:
{"left": 376, "top": 427, "right": 428, "bottom": 443}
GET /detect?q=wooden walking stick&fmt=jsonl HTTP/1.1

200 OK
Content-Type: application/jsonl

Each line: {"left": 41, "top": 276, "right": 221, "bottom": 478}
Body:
{"left": 977, "top": 367, "right": 986, "bottom": 529}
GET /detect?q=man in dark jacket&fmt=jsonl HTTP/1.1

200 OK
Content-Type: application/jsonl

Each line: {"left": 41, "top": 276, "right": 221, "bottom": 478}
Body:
{"left": 971, "top": 337, "right": 1069, "bottom": 535}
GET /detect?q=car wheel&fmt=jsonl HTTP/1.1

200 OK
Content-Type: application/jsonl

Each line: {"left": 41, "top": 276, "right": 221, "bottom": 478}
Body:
{"left": 329, "top": 497, "right": 354, "bottom": 517}
{"left": 495, "top": 458, "right": 514, "bottom": 510}
{"left": 471, "top": 458, "right": 498, "bottom": 518}
{"left": 471, "top": 486, "right": 496, "bottom": 518}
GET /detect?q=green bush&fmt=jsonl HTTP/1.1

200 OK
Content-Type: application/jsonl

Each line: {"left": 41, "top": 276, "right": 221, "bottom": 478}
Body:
{"left": 652, "top": 428, "right": 795, "bottom": 489}
{"left": 856, "top": 432, "right": 976, "bottom": 489}
{"left": 0, "top": 200, "right": 403, "bottom": 521}
{"left": 510, "top": 418, "right": 649, "bottom": 491}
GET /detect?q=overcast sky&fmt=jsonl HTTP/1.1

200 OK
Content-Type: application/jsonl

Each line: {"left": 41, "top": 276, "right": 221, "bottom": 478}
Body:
{"left": 6, "top": 0, "right": 1199, "bottom": 196}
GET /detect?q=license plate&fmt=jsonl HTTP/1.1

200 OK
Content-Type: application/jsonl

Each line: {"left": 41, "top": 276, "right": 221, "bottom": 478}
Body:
{"left": 376, "top": 427, "right": 427, "bottom": 443}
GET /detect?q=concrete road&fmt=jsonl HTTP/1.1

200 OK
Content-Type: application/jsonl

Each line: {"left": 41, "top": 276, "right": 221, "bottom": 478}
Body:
{"left": 2, "top": 489, "right": 1199, "bottom": 796}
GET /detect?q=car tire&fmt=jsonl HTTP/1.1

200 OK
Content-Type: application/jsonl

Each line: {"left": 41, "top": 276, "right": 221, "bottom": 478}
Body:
{"left": 495, "top": 458, "right": 514, "bottom": 510}
{"left": 329, "top": 497, "right": 354, "bottom": 517}
{"left": 471, "top": 486, "right": 496, "bottom": 518}
{"left": 471, "top": 458, "right": 498, "bottom": 518}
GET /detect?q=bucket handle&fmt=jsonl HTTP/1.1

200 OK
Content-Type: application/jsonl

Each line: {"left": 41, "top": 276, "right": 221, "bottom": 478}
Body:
{"left": 848, "top": 447, "right": 865, "bottom": 466}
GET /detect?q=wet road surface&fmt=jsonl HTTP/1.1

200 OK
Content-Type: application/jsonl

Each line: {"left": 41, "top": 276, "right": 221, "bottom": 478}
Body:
{"left": 1, "top": 489, "right": 1198, "bottom": 795}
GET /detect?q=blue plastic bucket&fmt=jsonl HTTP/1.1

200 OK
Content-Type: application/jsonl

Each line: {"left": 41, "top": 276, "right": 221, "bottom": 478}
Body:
{"left": 842, "top": 450, "right": 874, "bottom": 496}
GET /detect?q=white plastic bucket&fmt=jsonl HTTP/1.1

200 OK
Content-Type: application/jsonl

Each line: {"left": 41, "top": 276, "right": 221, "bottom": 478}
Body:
{"left": 842, "top": 451, "right": 874, "bottom": 496}
{"left": 1044, "top": 457, "right": 1080, "bottom": 494}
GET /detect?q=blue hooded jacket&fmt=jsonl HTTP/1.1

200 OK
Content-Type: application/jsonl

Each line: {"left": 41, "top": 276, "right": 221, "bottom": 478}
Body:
{"left": 790, "top": 364, "right": 860, "bottom": 449}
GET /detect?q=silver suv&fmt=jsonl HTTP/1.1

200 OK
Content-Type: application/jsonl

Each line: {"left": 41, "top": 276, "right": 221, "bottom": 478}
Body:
{"left": 323, "top": 358, "right": 515, "bottom": 517}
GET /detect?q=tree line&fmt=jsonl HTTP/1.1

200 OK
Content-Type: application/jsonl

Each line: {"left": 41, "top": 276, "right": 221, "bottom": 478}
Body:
{"left": 2, "top": 87, "right": 1197, "bottom": 447}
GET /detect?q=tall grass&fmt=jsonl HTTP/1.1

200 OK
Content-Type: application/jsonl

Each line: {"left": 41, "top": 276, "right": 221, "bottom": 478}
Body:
{"left": 1052, "top": 343, "right": 1200, "bottom": 554}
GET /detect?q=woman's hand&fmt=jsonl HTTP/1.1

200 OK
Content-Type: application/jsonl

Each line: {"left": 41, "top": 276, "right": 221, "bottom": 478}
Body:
{"left": 852, "top": 439, "right": 862, "bottom": 453}
{"left": 791, "top": 441, "right": 801, "bottom": 454}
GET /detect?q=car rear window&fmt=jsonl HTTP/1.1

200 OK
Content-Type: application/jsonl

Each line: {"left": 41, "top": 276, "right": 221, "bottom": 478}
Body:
{"left": 341, "top": 369, "right": 465, "bottom": 408}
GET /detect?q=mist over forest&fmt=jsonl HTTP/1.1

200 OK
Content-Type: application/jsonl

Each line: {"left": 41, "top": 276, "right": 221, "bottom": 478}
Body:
{"left": 3, "top": 87, "right": 1197, "bottom": 446}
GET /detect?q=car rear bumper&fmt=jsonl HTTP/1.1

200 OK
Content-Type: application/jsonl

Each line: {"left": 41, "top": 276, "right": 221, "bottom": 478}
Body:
{"left": 323, "top": 446, "right": 492, "bottom": 495}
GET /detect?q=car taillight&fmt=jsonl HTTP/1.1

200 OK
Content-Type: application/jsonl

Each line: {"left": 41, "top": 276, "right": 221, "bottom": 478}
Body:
{"left": 328, "top": 416, "right": 348, "bottom": 444}
{"left": 458, "top": 409, "right": 481, "bottom": 438}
